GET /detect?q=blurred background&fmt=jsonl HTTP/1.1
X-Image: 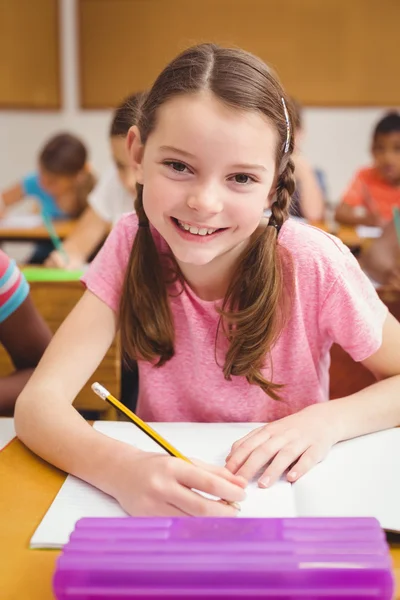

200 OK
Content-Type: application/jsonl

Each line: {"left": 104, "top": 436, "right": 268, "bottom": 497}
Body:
{"left": 0, "top": 0, "right": 399, "bottom": 203}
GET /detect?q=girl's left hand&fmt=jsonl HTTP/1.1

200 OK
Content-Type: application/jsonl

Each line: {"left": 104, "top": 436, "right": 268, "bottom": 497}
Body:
{"left": 224, "top": 403, "right": 342, "bottom": 487}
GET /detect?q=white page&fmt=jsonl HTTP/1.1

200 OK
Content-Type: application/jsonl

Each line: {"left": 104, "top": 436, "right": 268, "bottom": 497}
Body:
{"left": 30, "top": 422, "right": 295, "bottom": 549}
{"left": 355, "top": 225, "right": 383, "bottom": 239}
{"left": 0, "top": 215, "right": 43, "bottom": 229}
{"left": 0, "top": 418, "right": 16, "bottom": 450}
{"left": 293, "top": 428, "right": 400, "bottom": 532}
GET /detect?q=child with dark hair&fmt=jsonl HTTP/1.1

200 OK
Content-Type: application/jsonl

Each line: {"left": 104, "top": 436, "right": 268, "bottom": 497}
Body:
{"left": 16, "top": 44, "right": 400, "bottom": 518}
{"left": 46, "top": 92, "right": 145, "bottom": 268}
{"left": 0, "top": 133, "right": 95, "bottom": 221}
{"left": 336, "top": 112, "right": 400, "bottom": 226}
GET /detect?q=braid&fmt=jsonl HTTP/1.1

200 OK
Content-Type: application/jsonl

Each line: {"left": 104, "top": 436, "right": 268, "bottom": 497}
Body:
{"left": 269, "top": 158, "right": 296, "bottom": 231}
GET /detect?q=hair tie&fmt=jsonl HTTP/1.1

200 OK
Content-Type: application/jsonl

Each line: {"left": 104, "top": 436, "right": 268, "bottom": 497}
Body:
{"left": 138, "top": 221, "right": 149, "bottom": 228}
{"left": 268, "top": 219, "right": 281, "bottom": 234}
{"left": 281, "top": 97, "right": 291, "bottom": 154}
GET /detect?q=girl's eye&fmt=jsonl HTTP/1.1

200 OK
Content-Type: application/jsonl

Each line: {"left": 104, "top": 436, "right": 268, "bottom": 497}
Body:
{"left": 232, "top": 173, "right": 255, "bottom": 184}
{"left": 164, "top": 161, "right": 190, "bottom": 173}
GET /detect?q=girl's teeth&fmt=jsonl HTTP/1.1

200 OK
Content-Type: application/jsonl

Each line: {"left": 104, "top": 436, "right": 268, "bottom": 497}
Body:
{"left": 177, "top": 220, "right": 218, "bottom": 235}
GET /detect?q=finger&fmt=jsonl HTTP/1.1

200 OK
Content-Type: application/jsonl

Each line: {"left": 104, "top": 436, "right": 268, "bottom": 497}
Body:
{"left": 258, "top": 442, "right": 309, "bottom": 488}
{"left": 226, "top": 426, "right": 266, "bottom": 461}
{"left": 286, "top": 447, "right": 323, "bottom": 483}
{"left": 235, "top": 436, "right": 291, "bottom": 482}
{"left": 225, "top": 430, "right": 272, "bottom": 475}
{"left": 169, "top": 485, "right": 240, "bottom": 517}
{"left": 177, "top": 462, "right": 246, "bottom": 504}
{"left": 192, "top": 459, "right": 247, "bottom": 488}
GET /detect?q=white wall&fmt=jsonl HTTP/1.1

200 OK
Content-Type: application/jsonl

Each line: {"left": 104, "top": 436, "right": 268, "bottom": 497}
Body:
{"left": 0, "top": 0, "right": 394, "bottom": 203}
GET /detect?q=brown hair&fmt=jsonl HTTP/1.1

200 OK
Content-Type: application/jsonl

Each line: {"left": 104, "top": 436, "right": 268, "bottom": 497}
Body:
{"left": 39, "top": 133, "right": 87, "bottom": 176}
{"left": 110, "top": 91, "right": 147, "bottom": 138}
{"left": 119, "top": 43, "right": 296, "bottom": 399}
{"left": 290, "top": 97, "right": 303, "bottom": 130}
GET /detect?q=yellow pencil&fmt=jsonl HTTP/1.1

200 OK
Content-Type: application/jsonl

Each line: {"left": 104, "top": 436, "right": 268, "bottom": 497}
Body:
{"left": 91, "top": 382, "right": 241, "bottom": 511}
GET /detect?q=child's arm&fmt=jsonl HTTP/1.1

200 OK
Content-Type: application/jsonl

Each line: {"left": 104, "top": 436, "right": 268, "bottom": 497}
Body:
{"left": 0, "top": 183, "right": 25, "bottom": 216}
{"left": 15, "top": 291, "right": 246, "bottom": 516}
{"left": 292, "top": 153, "right": 325, "bottom": 221}
{"left": 226, "top": 313, "right": 400, "bottom": 487}
{"left": 45, "top": 206, "right": 109, "bottom": 268}
{"left": 335, "top": 173, "right": 383, "bottom": 226}
{"left": 335, "top": 202, "right": 382, "bottom": 227}
{"left": 0, "top": 295, "right": 51, "bottom": 413}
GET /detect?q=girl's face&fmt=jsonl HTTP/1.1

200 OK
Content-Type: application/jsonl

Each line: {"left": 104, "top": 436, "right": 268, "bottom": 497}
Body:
{"left": 130, "top": 92, "right": 278, "bottom": 270}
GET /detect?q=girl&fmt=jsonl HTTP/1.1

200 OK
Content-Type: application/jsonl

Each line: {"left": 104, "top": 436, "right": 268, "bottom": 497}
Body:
{"left": 15, "top": 44, "right": 400, "bottom": 517}
{"left": 46, "top": 93, "right": 145, "bottom": 269}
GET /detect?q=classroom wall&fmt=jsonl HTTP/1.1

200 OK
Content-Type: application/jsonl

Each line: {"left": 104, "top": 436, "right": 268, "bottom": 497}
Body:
{"left": 0, "top": 0, "right": 396, "bottom": 203}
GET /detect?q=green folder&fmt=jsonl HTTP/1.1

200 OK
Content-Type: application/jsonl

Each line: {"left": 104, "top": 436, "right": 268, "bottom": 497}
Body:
{"left": 22, "top": 268, "right": 84, "bottom": 282}
{"left": 393, "top": 207, "right": 400, "bottom": 247}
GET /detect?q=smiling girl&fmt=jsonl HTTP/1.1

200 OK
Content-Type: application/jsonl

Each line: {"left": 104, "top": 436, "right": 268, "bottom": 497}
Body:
{"left": 15, "top": 44, "right": 400, "bottom": 517}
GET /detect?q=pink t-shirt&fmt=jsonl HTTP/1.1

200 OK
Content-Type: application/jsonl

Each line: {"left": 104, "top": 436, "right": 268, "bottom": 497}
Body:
{"left": 82, "top": 213, "right": 388, "bottom": 423}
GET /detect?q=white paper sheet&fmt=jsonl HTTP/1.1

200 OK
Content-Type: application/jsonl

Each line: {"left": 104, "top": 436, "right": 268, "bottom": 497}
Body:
{"left": 0, "top": 418, "right": 16, "bottom": 450}
{"left": 293, "top": 429, "right": 400, "bottom": 532}
{"left": 355, "top": 225, "right": 383, "bottom": 239}
{"left": 0, "top": 215, "right": 43, "bottom": 229}
{"left": 30, "top": 422, "right": 295, "bottom": 548}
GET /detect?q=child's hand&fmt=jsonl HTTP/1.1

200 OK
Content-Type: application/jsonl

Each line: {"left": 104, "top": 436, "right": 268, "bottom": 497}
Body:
{"left": 44, "top": 250, "right": 83, "bottom": 270}
{"left": 225, "top": 404, "right": 342, "bottom": 487}
{"left": 361, "top": 210, "right": 385, "bottom": 228}
{"left": 111, "top": 449, "right": 247, "bottom": 517}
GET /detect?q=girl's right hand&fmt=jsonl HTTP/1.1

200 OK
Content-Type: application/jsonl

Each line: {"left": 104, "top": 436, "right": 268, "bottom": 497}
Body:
{"left": 111, "top": 449, "right": 247, "bottom": 517}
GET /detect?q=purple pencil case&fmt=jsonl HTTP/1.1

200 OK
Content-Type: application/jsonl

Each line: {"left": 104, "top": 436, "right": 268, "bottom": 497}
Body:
{"left": 53, "top": 517, "right": 394, "bottom": 599}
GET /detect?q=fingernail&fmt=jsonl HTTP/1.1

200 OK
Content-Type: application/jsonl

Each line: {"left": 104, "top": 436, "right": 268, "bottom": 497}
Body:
{"left": 258, "top": 476, "right": 270, "bottom": 488}
{"left": 288, "top": 471, "right": 297, "bottom": 481}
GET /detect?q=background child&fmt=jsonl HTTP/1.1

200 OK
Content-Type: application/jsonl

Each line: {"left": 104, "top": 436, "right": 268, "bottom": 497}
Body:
{"left": 0, "top": 133, "right": 94, "bottom": 221}
{"left": 336, "top": 112, "right": 400, "bottom": 226}
{"left": 289, "top": 98, "right": 326, "bottom": 221}
{"left": 0, "top": 133, "right": 96, "bottom": 263}
{"left": 45, "top": 93, "right": 145, "bottom": 269}
{"left": 0, "top": 250, "right": 51, "bottom": 414}
{"left": 15, "top": 44, "right": 400, "bottom": 518}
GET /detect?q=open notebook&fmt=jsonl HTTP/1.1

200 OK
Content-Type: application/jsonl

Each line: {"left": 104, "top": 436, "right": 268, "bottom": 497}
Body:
{"left": 30, "top": 422, "right": 400, "bottom": 548}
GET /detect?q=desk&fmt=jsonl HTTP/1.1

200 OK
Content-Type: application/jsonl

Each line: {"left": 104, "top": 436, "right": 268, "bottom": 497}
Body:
{"left": 0, "top": 219, "right": 77, "bottom": 243}
{"left": 0, "top": 434, "right": 399, "bottom": 600}
{"left": 310, "top": 221, "right": 376, "bottom": 251}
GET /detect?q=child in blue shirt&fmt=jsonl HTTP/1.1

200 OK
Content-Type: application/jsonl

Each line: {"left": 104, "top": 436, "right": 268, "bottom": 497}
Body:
{"left": 0, "top": 133, "right": 95, "bottom": 262}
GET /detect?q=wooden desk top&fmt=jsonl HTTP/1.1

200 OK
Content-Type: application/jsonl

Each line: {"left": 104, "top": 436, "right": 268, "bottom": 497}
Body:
{"left": 0, "top": 435, "right": 399, "bottom": 599}
{"left": 0, "top": 219, "right": 77, "bottom": 242}
{"left": 310, "top": 221, "right": 374, "bottom": 250}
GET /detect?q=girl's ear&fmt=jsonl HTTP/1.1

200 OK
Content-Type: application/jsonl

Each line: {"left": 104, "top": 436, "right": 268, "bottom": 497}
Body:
{"left": 127, "top": 125, "right": 144, "bottom": 184}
